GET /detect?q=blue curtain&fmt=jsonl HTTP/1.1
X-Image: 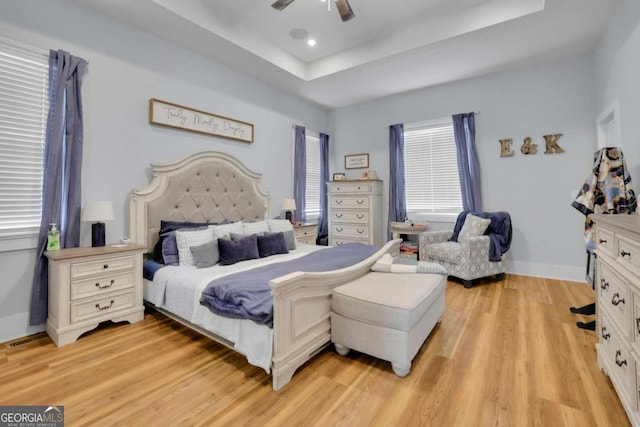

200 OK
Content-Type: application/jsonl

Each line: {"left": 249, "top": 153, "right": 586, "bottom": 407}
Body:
{"left": 293, "top": 125, "right": 306, "bottom": 223}
{"left": 30, "top": 50, "right": 88, "bottom": 325}
{"left": 388, "top": 123, "right": 406, "bottom": 240}
{"left": 317, "top": 132, "right": 329, "bottom": 242}
{"left": 452, "top": 113, "right": 482, "bottom": 212}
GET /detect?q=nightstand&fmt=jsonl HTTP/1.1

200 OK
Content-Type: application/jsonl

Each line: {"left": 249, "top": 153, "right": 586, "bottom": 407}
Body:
{"left": 45, "top": 244, "right": 145, "bottom": 346}
{"left": 294, "top": 223, "right": 318, "bottom": 245}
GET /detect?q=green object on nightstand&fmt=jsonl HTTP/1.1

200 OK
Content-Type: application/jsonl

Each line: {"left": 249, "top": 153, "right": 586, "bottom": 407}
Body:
{"left": 47, "top": 223, "right": 60, "bottom": 251}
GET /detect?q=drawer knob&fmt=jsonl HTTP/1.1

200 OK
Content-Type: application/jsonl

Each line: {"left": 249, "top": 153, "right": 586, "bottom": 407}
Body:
{"left": 620, "top": 250, "right": 632, "bottom": 258}
{"left": 356, "top": 214, "right": 364, "bottom": 219}
{"left": 103, "top": 264, "right": 109, "bottom": 269}
{"left": 599, "top": 239, "right": 607, "bottom": 244}
{"left": 611, "top": 293, "right": 625, "bottom": 306}
{"left": 636, "top": 318, "right": 640, "bottom": 335}
{"left": 95, "top": 300, "right": 115, "bottom": 311}
{"left": 615, "top": 350, "right": 627, "bottom": 367}
{"left": 336, "top": 227, "right": 343, "bottom": 232}
{"left": 335, "top": 213, "right": 343, "bottom": 218}
{"left": 357, "top": 228, "right": 364, "bottom": 234}
{"left": 335, "top": 200, "right": 343, "bottom": 205}
{"left": 600, "top": 278, "right": 609, "bottom": 290}
{"left": 356, "top": 200, "right": 364, "bottom": 205}
{"left": 95, "top": 279, "right": 115, "bottom": 289}
{"left": 601, "top": 326, "right": 610, "bottom": 340}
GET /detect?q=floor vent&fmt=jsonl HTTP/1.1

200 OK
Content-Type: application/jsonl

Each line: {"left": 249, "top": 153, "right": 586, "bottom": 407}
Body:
{"left": 5, "top": 333, "right": 46, "bottom": 349}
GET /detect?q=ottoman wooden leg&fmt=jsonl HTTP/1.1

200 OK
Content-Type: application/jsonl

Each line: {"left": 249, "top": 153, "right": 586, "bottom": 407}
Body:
{"left": 392, "top": 361, "right": 411, "bottom": 377}
{"left": 334, "top": 343, "right": 350, "bottom": 356}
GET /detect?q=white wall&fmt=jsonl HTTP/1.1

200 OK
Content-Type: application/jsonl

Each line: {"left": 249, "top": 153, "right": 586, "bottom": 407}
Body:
{"left": 595, "top": 0, "right": 640, "bottom": 182}
{"left": 0, "top": 0, "right": 329, "bottom": 342}
{"left": 330, "top": 53, "right": 598, "bottom": 281}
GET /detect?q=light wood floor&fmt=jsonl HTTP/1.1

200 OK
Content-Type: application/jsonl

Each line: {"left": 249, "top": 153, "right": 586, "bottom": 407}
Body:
{"left": 0, "top": 274, "right": 631, "bottom": 426}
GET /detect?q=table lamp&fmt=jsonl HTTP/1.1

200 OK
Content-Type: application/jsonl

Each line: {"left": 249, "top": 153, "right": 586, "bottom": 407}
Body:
{"left": 82, "top": 201, "right": 115, "bottom": 247}
{"left": 282, "top": 198, "right": 296, "bottom": 223}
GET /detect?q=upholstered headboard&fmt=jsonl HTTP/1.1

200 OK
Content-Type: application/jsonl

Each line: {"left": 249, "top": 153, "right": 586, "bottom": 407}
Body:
{"left": 129, "top": 151, "right": 270, "bottom": 253}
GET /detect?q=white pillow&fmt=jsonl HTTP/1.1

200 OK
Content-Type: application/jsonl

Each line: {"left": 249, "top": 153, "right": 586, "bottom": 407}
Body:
{"left": 458, "top": 214, "right": 491, "bottom": 241}
{"left": 210, "top": 221, "right": 244, "bottom": 239}
{"left": 175, "top": 228, "right": 214, "bottom": 266}
{"left": 242, "top": 220, "right": 269, "bottom": 235}
{"left": 267, "top": 219, "right": 294, "bottom": 233}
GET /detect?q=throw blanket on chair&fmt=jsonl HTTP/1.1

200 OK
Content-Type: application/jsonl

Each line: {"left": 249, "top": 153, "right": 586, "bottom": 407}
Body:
{"left": 371, "top": 254, "right": 447, "bottom": 274}
{"left": 200, "top": 242, "right": 378, "bottom": 327}
{"left": 450, "top": 211, "right": 512, "bottom": 262}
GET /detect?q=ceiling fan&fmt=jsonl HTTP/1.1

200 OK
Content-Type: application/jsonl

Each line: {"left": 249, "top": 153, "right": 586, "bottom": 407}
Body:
{"left": 271, "top": 0, "right": 355, "bottom": 22}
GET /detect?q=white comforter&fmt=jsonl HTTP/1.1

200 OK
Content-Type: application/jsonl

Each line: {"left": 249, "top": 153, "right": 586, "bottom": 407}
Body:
{"left": 144, "top": 244, "right": 324, "bottom": 373}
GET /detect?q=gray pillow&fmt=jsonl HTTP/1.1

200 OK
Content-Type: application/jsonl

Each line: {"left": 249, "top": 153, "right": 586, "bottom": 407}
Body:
{"left": 189, "top": 239, "right": 220, "bottom": 268}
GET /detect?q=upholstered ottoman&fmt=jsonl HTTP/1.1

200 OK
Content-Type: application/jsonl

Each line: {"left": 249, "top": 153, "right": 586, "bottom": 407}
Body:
{"left": 331, "top": 272, "right": 446, "bottom": 377}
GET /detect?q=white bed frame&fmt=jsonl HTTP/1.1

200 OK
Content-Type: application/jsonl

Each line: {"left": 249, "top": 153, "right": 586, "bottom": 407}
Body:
{"left": 129, "top": 151, "right": 399, "bottom": 390}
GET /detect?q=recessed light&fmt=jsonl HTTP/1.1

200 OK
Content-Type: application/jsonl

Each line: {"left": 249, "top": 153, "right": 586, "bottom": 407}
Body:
{"left": 307, "top": 39, "right": 317, "bottom": 47}
{"left": 289, "top": 28, "right": 308, "bottom": 40}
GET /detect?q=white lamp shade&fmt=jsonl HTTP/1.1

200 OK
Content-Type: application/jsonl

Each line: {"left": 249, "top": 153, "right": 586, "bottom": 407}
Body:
{"left": 82, "top": 201, "right": 115, "bottom": 222}
{"left": 281, "top": 198, "right": 297, "bottom": 211}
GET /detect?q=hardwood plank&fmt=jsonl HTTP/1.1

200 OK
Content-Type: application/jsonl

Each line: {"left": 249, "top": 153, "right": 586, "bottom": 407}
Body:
{"left": 0, "top": 275, "right": 631, "bottom": 426}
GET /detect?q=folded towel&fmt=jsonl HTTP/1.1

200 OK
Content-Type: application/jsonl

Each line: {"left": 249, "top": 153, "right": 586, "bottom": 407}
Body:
{"left": 371, "top": 254, "right": 447, "bottom": 274}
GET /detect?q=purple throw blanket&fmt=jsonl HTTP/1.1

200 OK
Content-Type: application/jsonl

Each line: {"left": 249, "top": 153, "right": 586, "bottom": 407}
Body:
{"left": 199, "top": 243, "right": 378, "bottom": 327}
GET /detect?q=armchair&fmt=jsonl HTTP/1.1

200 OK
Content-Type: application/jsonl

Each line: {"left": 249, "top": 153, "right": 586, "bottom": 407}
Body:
{"left": 419, "top": 211, "right": 512, "bottom": 288}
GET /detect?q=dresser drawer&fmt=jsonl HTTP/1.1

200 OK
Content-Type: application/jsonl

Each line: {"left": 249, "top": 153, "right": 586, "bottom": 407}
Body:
{"left": 331, "top": 196, "right": 369, "bottom": 209}
{"left": 328, "top": 182, "right": 375, "bottom": 193}
{"left": 596, "top": 227, "right": 616, "bottom": 258}
{"left": 617, "top": 235, "right": 640, "bottom": 272}
{"left": 70, "top": 272, "right": 136, "bottom": 301}
{"left": 331, "top": 237, "right": 369, "bottom": 246}
{"left": 632, "top": 290, "right": 640, "bottom": 355}
{"left": 70, "top": 290, "right": 136, "bottom": 323}
{"left": 598, "top": 262, "right": 631, "bottom": 339}
{"left": 71, "top": 255, "right": 136, "bottom": 280}
{"left": 599, "top": 311, "right": 637, "bottom": 411}
{"left": 331, "top": 210, "right": 369, "bottom": 223}
{"left": 331, "top": 224, "right": 369, "bottom": 239}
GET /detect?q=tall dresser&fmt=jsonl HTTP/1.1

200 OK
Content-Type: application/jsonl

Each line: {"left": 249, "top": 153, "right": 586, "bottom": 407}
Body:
{"left": 327, "top": 179, "right": 383, "bottom": 247}
{"left": 591, "top": 214, "right": 640, "bottom": 425}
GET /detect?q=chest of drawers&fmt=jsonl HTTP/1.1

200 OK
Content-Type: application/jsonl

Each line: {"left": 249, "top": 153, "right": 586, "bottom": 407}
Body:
{"left": 327, "top": 180, "right": 383, "bottom": 247}
{"left": 592, "top": 214, "right": 640, "bottom": 425}
{"left": 45, "top": 244, "right": 145, "bottom": 346}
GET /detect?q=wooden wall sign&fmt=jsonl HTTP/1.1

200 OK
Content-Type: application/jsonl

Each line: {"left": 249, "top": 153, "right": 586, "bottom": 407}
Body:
{"left": 499, "top": 133, "right": 563, "bottom": 157}
{"left": 149, "top": 98, "right": 254, "bottom": 143}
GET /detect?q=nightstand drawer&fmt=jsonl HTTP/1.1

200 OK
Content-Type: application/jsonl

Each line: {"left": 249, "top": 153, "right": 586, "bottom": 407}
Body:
{"left": 70, "top": 290, "right": 136, "bottom": 323}
{"left": 599, "top": 311, "right": 636, "bottom": 411}
{"left": 71, "top": 255, "right": 136, "bottom": 280}
{"left": 331, "top": 211, "right": 369, "bottom": 223}
{"left": 331, "top": 197, "right": 369, "bottom": 209}
{"left": 71, "top": 272, "right": 136, "bottom": 301}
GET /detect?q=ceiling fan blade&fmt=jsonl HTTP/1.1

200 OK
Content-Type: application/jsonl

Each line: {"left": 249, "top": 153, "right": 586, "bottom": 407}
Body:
{"left": 334, "top": 0, "right": 355, "bottom": 22}
{"left": 272, "top": 0, "right": 295, "bottom": 11}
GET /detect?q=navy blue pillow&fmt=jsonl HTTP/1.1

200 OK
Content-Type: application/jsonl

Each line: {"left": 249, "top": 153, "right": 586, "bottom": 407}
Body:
{"left": 257, "top": 232, "right": 289, "bottom": 258}
{"left": 218, "top": 234, "right": 260, "bottom": 265}
{"left": 153, "top": 220, "right": 210, "bottom": 264}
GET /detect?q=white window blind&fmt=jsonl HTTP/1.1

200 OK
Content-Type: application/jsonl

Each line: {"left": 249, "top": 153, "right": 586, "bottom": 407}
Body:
{"left": 305, "top": 133, "right": 321, "bottom": 220}
{"left": 404, "top": 119, "right": 463, "bottom": 214}
{"left": 0, "top": 37, "right": 49, "bottom": 238}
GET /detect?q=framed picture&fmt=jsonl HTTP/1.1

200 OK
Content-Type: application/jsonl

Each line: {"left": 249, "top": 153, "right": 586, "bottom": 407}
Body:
{"left": 333, "top": 173, "right": 346, "bottom": 181}
{"left": 344, "top": 153, "right": 369, "bottom": 169}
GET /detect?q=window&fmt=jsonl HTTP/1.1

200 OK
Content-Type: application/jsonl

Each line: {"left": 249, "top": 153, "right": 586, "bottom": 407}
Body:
{"left": 404, "top": 118, "right": 462, "bottom": 218}
{"left": 304, "top": 132, "right": 321, "bottom": 221}
{"left": 596, "top": 100, "right": 620, "bottom": 149}
{"left": 0, "top": 37, "right": 49, "bottom": 245}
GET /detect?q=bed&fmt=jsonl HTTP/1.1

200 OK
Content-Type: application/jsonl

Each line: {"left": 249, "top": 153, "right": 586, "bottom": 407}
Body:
{"left": 129, "top": 151, "right": 399, "bottom": 390}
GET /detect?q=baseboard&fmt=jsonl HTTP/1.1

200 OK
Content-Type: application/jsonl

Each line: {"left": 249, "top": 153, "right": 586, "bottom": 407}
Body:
{"left": 506, "top": 260, "right": 585, "bottom": 283}
{"left": 0, "top": 312, "right": 45, "bottom": 344}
